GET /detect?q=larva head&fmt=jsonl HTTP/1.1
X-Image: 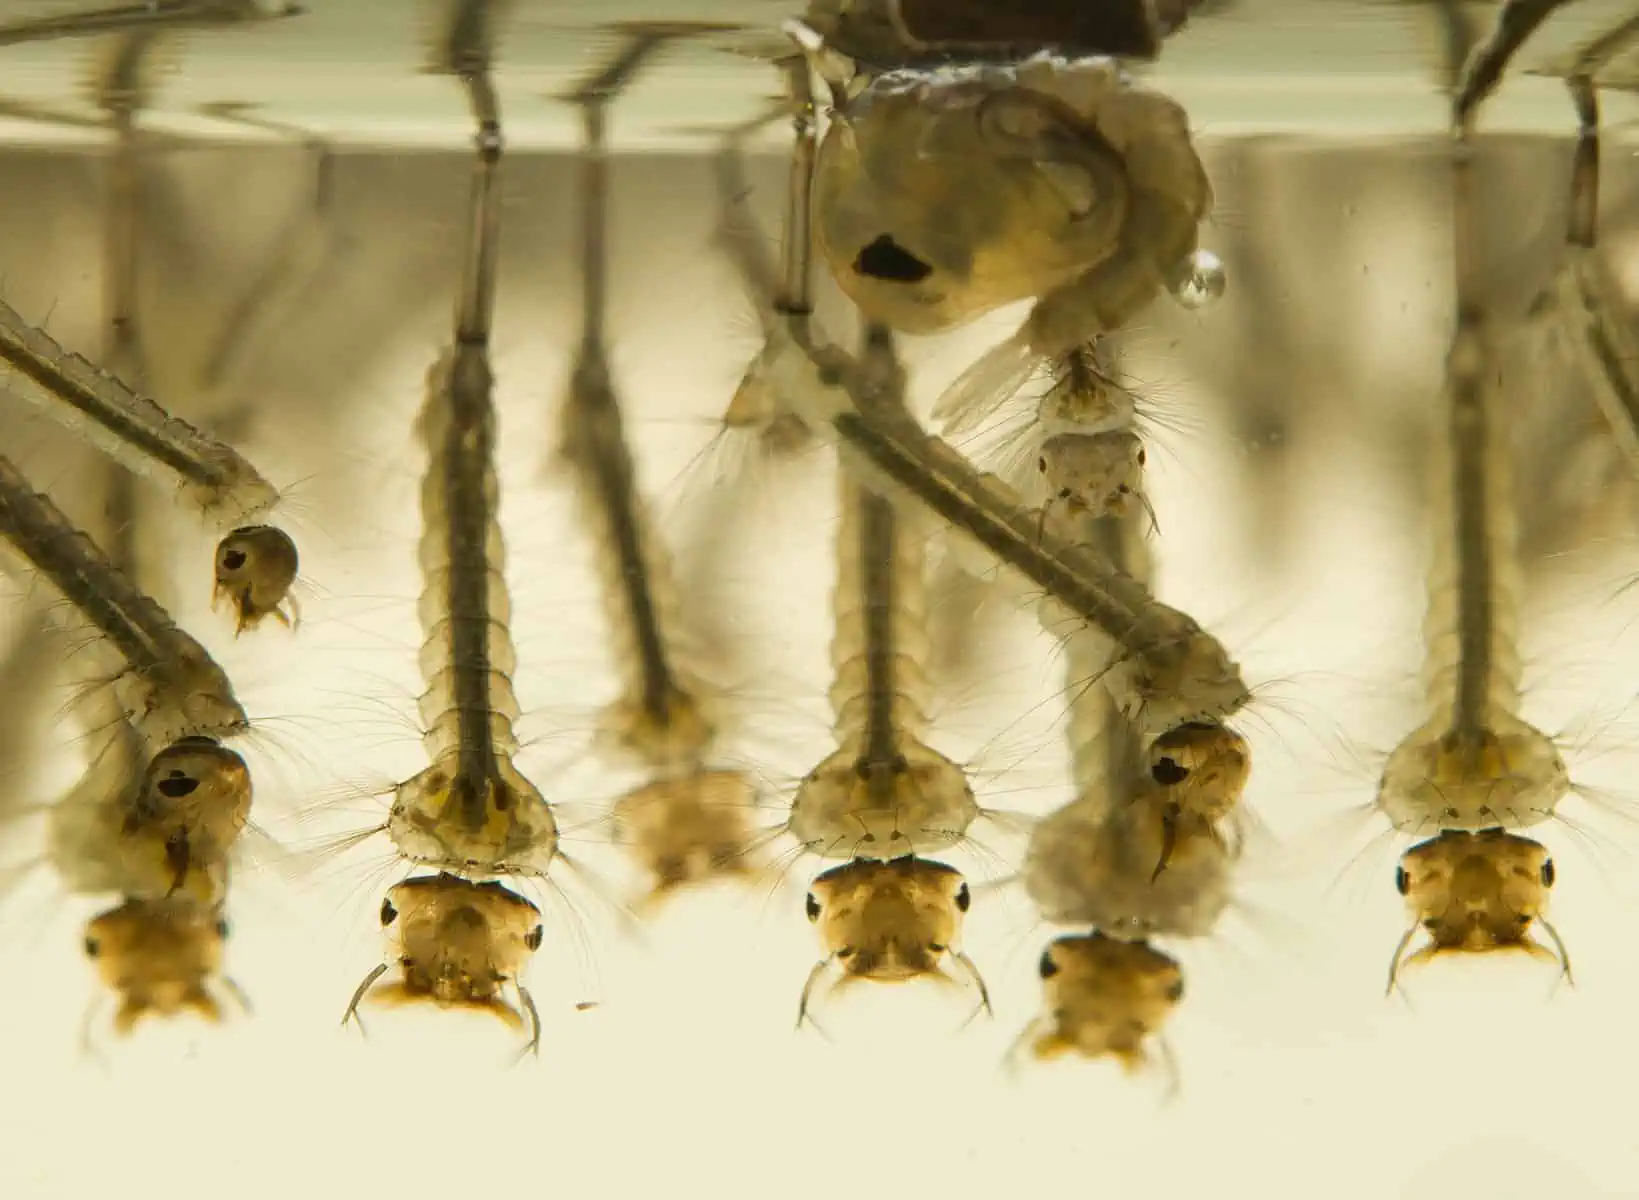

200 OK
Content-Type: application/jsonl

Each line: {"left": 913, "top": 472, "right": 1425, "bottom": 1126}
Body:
{"left": 1377, "top": 714, "right": 1570, "bottom": 834}
{"left": 1106, "top": 630, "right": 1250, "bottom": 743}
{"left": 1037, "top": 431, "right": 1145, "bottom": 521}
{"left": 787, "top": 740, "right": 980, "bottom": 859}
{"left": 83, "top": 898, "right": 231, "bottom": 1035}
{"left": 804, "top": 856, "right": 974, "bottom": 983}
{"left": 124, "top": 736, "right": 253, "bottom": 903}
{"left": 1390, "top": 828, "right": 1563, "bottom": 980}
{"left": 1148, "top": 721, "right": 1250, "bottom": 824}
{"left": 213, "top": 524, "right": 300, "bottom": 635}
{"left": 1029, "top": 932, "right": 1183, "bottom": 1070}
{"left": 388, "top": 758, "right": 560, "bottom": 877}
{"left": 813, "top": 62, "right": 1131, "bottom": 334}
{"left": 371, "top": 874, "right": 544, "bottom": 1018}
{"left": 1022, "top": 789, "right": 1232, "bottom": 938}
{"left": 612, "top": 769, "right": 761, "bottom": 907}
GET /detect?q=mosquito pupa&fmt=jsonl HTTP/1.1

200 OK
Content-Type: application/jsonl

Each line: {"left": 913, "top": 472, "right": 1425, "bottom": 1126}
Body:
{"left": 386, "top": 0, "right": 558, "bottom": 881}
{"left": 1021, "top": 931, "right": 1183, "bottom": 1072}
{"left": 342, "top": 873, "right": 544, "bottom": 1054}
{"left": 787, "top": 331, "right": 982, "bottom": 862}
{"left": 1386, "top": 827, "right": 1569, "bottom": 994}
{"left": 0, "top": 0, "right": 303, "bottom": 47}
{"left": 792, "top": 29, "right": 1218, "bottom": 439}
{"left": 797, "top": 854, "right": 988, "bottom": 1028}
{"left": 1374, "top": 146, "right": 1572, "bottom": 837}
{"left": 83, "top": 896, "right": 242, "bottom": 1036}
{"left": 213, "top": 524, "right": 300, "bottom": 633}
{"left": 0, "top": 453, "right": 248, "bottom": 747}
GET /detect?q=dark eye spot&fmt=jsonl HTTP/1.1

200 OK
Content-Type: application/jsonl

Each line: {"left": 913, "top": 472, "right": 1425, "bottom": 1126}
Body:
{"left": 157, "top": 772, "right": 200, "bottom": 799}
{"left": 854, "top": 234, "right": 933, "bottom": 284}
{"left": 836, "top": 947, "right": 856, "bottom": 960}
{"left": 221, "top": 549, "right": 247, "bottom": 571}
{"left": 215, "top": 918, "right": 230, "bottom": 939}
{"left": 1037, "top": 457, "right": 1047, "bottom": 474}
{"left": 525, "top": 925, "right": 544, "bottom": 951}
{"left": 84, "top": 936, "right": 100, "bottom": 958}
{"left": 1137, "top": 448, "right": 1147, "bottom": 465}
{"left": 1517, "top": 913, "right": 1532, "bottom": 926}
{"left": 1395, "top": 866, "right": 1410, "bottom": 895}
{"left": 1541, "top": 859, "right": 1556, "bottom": 888}
{"left": 805, "top": 894, "right": 821, "bottom": 922}
{"left": 955, "top": 883, "right": 971, "bottom": 913}
{"left": 928, "top": 942, "right": 947, "bottom": 954}
{"left": 1165, "top": 977, "right": 1184, "bottom": 1003}
{"left": 1151, "top": 757, "right": 1189, "bottom": 786}
{"left": 380, "top": 898, "right": 398, "bottom": 926}
{"left": 1037, "top": 949, "right": 1059, "bottom": 979}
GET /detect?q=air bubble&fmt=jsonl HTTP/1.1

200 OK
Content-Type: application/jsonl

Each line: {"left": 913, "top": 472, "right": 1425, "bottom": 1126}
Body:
{"left": 1169, "top": 249, "right": 1227, "bottom": 310}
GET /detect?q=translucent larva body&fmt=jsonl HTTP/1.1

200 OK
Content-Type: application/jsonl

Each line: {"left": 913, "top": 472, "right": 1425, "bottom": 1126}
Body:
{"left": 612, "top": 770, "right": 762, "bottom": 906}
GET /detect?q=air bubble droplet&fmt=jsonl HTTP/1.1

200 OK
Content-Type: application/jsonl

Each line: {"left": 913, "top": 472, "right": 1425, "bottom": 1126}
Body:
{"left": 1169, "top": 249, "right": 1226, "bottom": 310}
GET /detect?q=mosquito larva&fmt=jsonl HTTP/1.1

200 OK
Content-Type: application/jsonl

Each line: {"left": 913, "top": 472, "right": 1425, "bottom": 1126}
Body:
{"left": 1375, "top": 152, "right": 1570, "bottom": 838}
{"left": 797, "top": 854, "right": 988, "bottom": 1028}
{"left": 787, "top": 345, "right": 981, "bottom": 862}
{"left": 1387, "top": 828, "right": 1569, "bottom": 994}
{"left": 343, "top": 873, "right": 545, "bottom": 1053}
{"left": 0, "top": 454, "right": 248, "bottom": 747}
{"left": 82, "top": 896, "right": 242, "bottom": 1036}
{"left": 381, "top": 1, "right": 558, "bottom": 884}
{"left": 0, "top": 0, "right": 303, "bottom": 47}
{"left": 558, "top": 28, "right": 717, "bottom": 771}
{"left": 558, "top": 27, "right": 768, "bottom": 908}
{"left": 1022, "top": 931, "right": 1183, "bottom": 1072}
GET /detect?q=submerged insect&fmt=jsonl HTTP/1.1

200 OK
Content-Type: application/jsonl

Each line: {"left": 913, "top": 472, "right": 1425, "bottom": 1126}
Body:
{"left": 343, "top": 873, "right": 545, "bottom": 1054}
{"left": 555, "top": 20, "right": 770, "bottom": 909}
{"left": 380, "top": 0, "right": 559, "bottom": 883}
{"left": 45, "top": 731, "right": 253, "bottom": 908}
{"left": 1387, "top": 827, "right": 1569, "bottom": 993}
{"left": 0, "top": 1, "right": 303, "bottom": 48}
{"left": 1020, "top": 931, "right": 1183, "bottom": 1073}
{"left": 0, "top": 454, "right": 248, "bottom": 748}
{"left": 798, "top": 854, "right": 988, "bottom": 1027}
{"left": 213, "top": 525, "right": 301, "bottom": 633}
{"left": 83, "top": 896, "right": 243, "bottom": 1035}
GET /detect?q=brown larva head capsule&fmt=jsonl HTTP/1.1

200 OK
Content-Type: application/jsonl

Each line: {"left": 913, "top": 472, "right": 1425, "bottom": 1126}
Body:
{"left": 1027, "top": 932, "right": 1183, "bottom": 1071}
{"left": 344, "top": 873, "right": 545, "bottom": 1053}
{"left": 798, "top": 855, "right": 989, "bottom": 1025}
{"left": 611, "top": 769, "right": 762, "bottom": 910}
{"left": 122, "top": 736, "right": 253, "bottom": 905}
{"left": 83, "top": 898, "right": 234, "bottom": 1035}
{"left": 1388, "top": 828, "right": 1569, "bottom": 992}
{"left": 213, "top": 524, "right": 300, "bottom": 634}
{"left": 1037, "top": 430, "right": 1146, "bottom": 521}
{"left": 787, "top": 740, "right": 980, "bottom": 860}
